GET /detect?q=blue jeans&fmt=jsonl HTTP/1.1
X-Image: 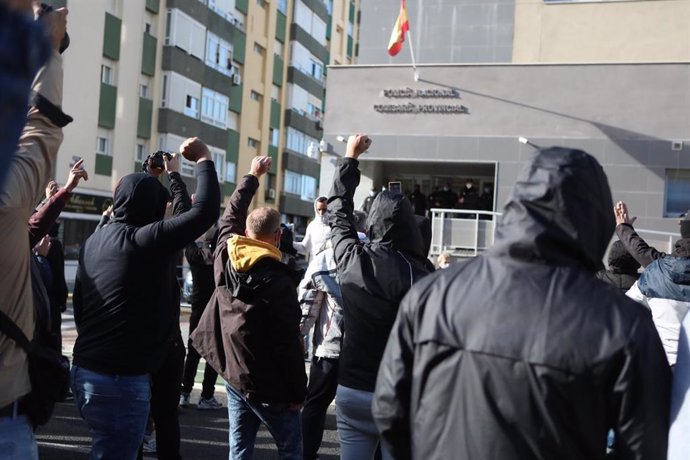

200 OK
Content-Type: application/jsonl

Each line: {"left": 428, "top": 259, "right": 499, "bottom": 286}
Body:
{"left": 0, "top": 404, "right": 38, "bottom": 460}
{"left": 71, "top": 365, "right": 151, "bottom": 460}
{"left": 225, "top": 383, "right": 302, "bottom": 460}
{"left": 335, "top": 385, "right": 393, "bottom": 460}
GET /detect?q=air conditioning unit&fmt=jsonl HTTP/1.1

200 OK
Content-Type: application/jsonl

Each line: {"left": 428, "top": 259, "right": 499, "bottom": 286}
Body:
{"left": 232, "top": 73, "right": 242, "bottom": 86}
{"left": 268, "top": 188, "right": 276, "bottom": 199}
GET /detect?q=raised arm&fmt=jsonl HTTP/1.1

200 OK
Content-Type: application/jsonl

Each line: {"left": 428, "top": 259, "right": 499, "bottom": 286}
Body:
{"left": 327, "top": 134, "right": 372, "bottom": 265}
{"left": 28, "top": 158, "right": 88, "bottom": 247}
{"left": 166, "top": 154, "right": 192, "bottom": 217}
{"left": 214, "top": 156, "right": 272, "bottom": 264}
{"left": 133, "top": 138, "right": 220, "bottom": 252}
{"left": 614, "top": 201, "right": 664, "bottom": 268}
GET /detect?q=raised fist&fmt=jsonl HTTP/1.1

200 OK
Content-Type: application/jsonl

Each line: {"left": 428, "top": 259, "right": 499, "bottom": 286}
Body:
{"left": 345, "top": 134, "right": 372, "bottom": 159}
{"left": 180, "top": 137, "right": 211, "bottom": 163}
{"left": 249, "top": 156, "right": 272, "bottom": 178}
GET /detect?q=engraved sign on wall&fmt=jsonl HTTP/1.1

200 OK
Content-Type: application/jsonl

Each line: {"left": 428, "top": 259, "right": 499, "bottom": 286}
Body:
{"left": 374, "top": 87, "right": 469, "bottom": 114}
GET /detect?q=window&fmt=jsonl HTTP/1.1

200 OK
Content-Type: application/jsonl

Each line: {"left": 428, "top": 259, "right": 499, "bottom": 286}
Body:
{"left": 284, "top": 170, "right": 316, "bottom": 201}
{"left": 212, "top": 150, "right": 225, "bottom": 182}
{"left": 309, "top": 59, "right": 323, "bottom": 81}
{"left": 274, "top": 40, "right": 284, "bottom": 58}
{"left": 286, "top": 127, "right": 318, "bottom": 157}
{"left": 139, "top": 84, "right": 149, "bottom": 98}
{"left": 101, "top": 65, "right": 113, "bottom": 85}
{"left": 301, "top": 175, "right": 316, "bottom": 201}
{"left": 270, "top": 128, "right": 279, "bottom": 146}
{"left": 206, "top": 32, "right": 234, "bottom": 76}
{"left": 161, "top": 75, "right": 168, "bottom": 106}
{"left": 294, "top": 1, "right": 327, "bottom": 44}
{"left": 96, "top": 136, "right": 110, "bottom": 155}
{"left": 306, "top": 103, "right": 321, "bottom": 120}
{"left": 225, "top": 161, "right": 236, "bottom": 183}
{"left": 250, "top": 90, "right": 262, "bottom": 102}
{"left": 135, "top": 142, "right": 146, "bottom": 162}
{"left": 324, "top": 0, "right": 333, "bottom": 15}
{"left": 284, "top": 170, "right": 302, "bottom": 195}
{"left": 248, "top": 138, "right": 259, "bottom": 149}
{"left": 145, "top": 22, "right": 152, "bottom": 34}
{"left": 665, "top": 169, "right": 690, "bottom": 217}
{"left": 347, "top": 21, "right": 353, "bottom": 37}
{"left": 201, "top": 88, "right": 229, "bottom": 127}
{"left": 277, "top": 0, "right": 287, "bottom": 14}
{"left": 185, "top": 94, "right": 200, "bottom": 118}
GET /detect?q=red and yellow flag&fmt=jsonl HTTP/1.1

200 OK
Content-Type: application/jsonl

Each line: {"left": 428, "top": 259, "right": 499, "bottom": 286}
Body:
{"left": 387, "top": 0, "right": 409, "bottom": 57}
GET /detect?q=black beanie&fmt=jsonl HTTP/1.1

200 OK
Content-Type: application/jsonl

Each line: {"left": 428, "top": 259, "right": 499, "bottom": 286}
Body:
{"left": 681, "top": 211, "right": 690, "bottom": 239}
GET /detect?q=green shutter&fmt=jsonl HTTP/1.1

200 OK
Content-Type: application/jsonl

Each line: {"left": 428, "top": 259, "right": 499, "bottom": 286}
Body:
{"left": 137, "top": 97, "right": 153, "bottom": 139}
{"left": 233, "top": 32, "right": 246, "bottom": 64}
{"left": 326, "top": 19, "right": 332, "bottom": 40}
{"left": 145, "top": 0, "right": 159, "bottom": 13}
{"left": 347, "top": 35, "right": 353, "bottom": 58}
{"left": 236, "top": 0, "right": 248, "bottom": 14}
{"left": 141, "top": 33, "right": 157, "bottom": 76}
{"left": 95, "top": 154, "right": 113, "bottom": 176}
{"left": 276, "top": 12, "right": 287, "bottom": 43}
{"left": 103, "top": 13, "right": 121, "bottom": 60}
{"left": 227, "top": 129, "right": 240, "bottom": 162}
{"left": 268, "top": 145, "right": 278, "bottom": 174}
{"left": 273, "top": 55, "right": 284, "bottom": 87}
{"left": 98, "top": 83, "right": 117, "bottom": 129}
{"left": 349, "top": 1, "right": 355, "bottom": 23}
{"left": 270, "top": 100, "right": 281, "bottom": 129}
{"left": 229, "top": 84, "right": 243, "bottom": 114}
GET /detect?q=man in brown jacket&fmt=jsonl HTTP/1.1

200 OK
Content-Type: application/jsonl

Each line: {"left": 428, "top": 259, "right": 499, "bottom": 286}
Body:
{"left": 192, "top": 155, "right": 306, "bottom": 459}
{"left": 0, "top": 4, "right": 69, "bottom": 458}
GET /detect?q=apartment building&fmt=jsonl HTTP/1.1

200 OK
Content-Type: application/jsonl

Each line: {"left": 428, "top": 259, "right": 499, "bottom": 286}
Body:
{"left": 44, "top": 0, "right": 360, "bottom": 276}
{"left": 321, "top": 0, "right": 690, "bottom": 235}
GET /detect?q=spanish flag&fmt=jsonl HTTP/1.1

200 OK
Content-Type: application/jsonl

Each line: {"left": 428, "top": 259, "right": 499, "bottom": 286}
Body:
{"left": 387, "top": 0, "right": 409, "bottom": 57}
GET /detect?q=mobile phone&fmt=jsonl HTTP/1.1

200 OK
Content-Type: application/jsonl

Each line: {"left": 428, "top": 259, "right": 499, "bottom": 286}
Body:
{"left": 388, "top": 181, "right": 402, "bottom": 194}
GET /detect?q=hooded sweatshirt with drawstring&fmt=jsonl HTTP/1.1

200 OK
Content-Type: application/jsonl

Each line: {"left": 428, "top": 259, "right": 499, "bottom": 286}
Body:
{"left": 372, "top": 148, "right": 670, "bottom": 460}
{"left": 72, "top": 164, "right": 219, "bottom": 375}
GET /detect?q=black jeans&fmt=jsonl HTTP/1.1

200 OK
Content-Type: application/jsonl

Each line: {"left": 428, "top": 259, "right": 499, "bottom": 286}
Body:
{"left": 302, "top": 356, "right": 339, "bottom": 460}
{"left": 181, "top": 303, "right": 218, "bottom": 399}
{"left": 151, "top": 334, "right": 185, "bottom": 460}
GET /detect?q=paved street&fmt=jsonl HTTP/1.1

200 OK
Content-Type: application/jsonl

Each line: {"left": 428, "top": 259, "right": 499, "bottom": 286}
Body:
{"left": 40, "top": 305, "right": 340, "bottom": 459}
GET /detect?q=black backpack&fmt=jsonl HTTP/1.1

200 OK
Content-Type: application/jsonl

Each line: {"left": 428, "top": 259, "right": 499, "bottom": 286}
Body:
{"left": 0, "top": 309, "right": 70, "bottom": 428}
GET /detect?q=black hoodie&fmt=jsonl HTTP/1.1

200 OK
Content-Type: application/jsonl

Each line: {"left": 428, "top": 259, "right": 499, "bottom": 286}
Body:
{"left": 373, "top": 147, "right": 671, "bottom": 460}
{"left": 73, "top": 163, "right": 220, "bottom": 375}
{"left": 328, "top": 158, "right": 430, "bottom": 392}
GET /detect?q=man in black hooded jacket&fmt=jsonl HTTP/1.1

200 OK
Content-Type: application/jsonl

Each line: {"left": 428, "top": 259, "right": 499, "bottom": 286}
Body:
{"left": 72, "top": 138, "right": 220, "bottom": 459}
{"left": 373, "top": 147, "right": 671, "bottom": 460}
{"left": 328, "top": 134, "right": 430, "bottom": 460}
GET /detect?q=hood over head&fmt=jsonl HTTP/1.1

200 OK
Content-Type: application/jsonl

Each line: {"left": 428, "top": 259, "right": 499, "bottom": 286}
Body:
{"left": 607, "top": 240, "right": 640, "bottom": 275}
{"left": 490, "top": 147, "right": 614, "bottom": 272}
{"left": 366, "top": 191, "right": 425, "bottom": 260}
{"left": 111, "top": 173, "right": 170, "bottom": 227}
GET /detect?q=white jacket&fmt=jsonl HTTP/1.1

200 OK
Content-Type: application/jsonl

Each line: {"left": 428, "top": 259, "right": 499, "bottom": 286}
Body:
{"left": 626, "top": 272, "right": 690, "bottom": 366}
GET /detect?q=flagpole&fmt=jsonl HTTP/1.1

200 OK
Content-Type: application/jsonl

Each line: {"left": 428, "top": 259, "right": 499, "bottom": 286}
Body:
{"left": 406, "top": 28, "right": 419, "bottom": 81}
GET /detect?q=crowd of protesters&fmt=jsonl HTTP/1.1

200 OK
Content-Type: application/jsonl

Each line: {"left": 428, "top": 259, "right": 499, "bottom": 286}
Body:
{"left": 2, "top": 3, "right": 690, "bottom": 460}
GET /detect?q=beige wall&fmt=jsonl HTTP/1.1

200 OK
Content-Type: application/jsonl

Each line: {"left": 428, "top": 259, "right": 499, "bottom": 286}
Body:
{"left": 514, "top": 0, "right": 690, "bottom": 63}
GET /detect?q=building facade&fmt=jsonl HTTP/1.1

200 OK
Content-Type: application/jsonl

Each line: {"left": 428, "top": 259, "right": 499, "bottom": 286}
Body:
{"left": 45, "top": 0, "right": 360, "bottom": 277}
{"left": 321, "top": 0, "right": 690, "bottom": 237}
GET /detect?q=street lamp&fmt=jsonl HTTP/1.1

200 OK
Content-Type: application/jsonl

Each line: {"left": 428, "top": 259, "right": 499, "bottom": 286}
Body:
{"left": 518, "top": 137, "right": 541, "bottom": 150}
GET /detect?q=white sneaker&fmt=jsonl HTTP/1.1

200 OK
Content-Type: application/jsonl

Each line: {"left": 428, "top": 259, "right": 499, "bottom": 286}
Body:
{"left": 197, "top": 396, "right": 222, "bottom": 410}
{"left": 143, "top": 432, "right": 157, "bottom": 453}
{"left": 179, "top": 392, "right": 190, "bottom": 408}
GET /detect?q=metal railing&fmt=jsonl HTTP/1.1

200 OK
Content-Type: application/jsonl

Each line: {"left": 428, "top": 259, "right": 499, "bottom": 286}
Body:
{"left": 430, "top": 208, "right": 681, "bottom": 258}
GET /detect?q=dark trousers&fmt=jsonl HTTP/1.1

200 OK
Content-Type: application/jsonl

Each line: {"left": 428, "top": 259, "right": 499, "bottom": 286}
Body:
{"left": 302, "top": 356, "right": 339, "bottom": 460}
{"left": 151, "top": 334, "right": 185, "bottom": 460}
{"left": 181, "top": 303, "right": 218, "bottom": 399}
